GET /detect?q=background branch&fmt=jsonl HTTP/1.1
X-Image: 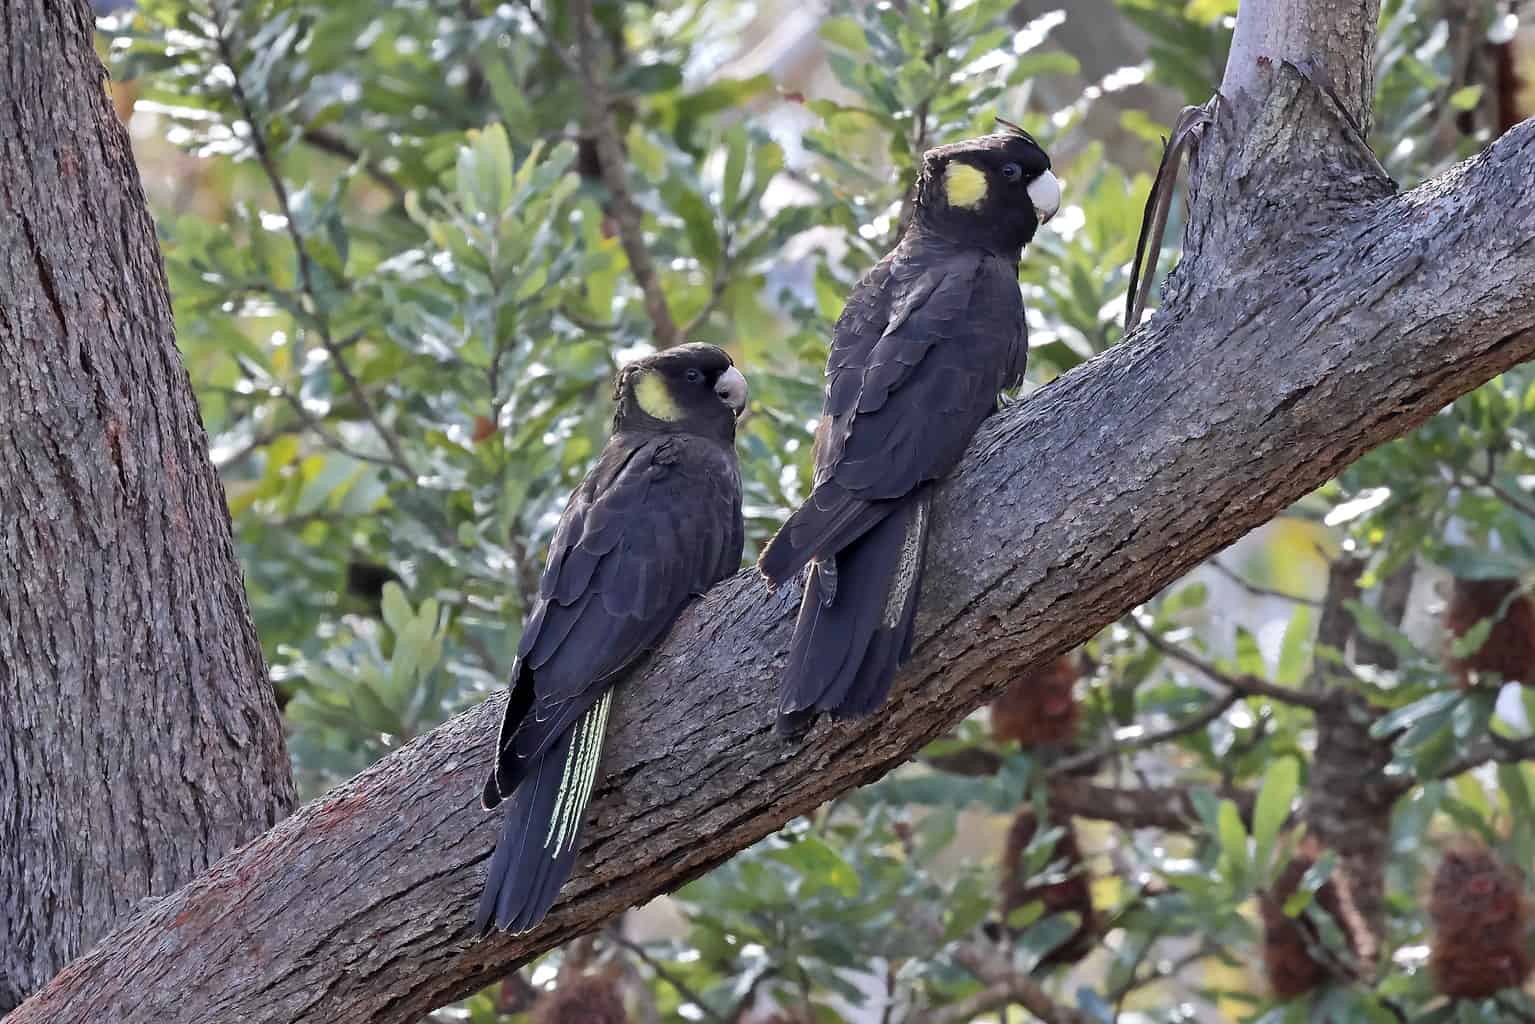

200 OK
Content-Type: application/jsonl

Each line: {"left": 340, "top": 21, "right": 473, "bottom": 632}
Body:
{"left": 299, "top": 129, "right": 407, "bottom": 201}
{"left": 569, "top": 0, "right": 681, "bottom": 348}
{"left": 1049, "top": 777, "right": 1260, "bottom": 832}
{"left": 214, "top": 20, "right": 415, "bottom": 479}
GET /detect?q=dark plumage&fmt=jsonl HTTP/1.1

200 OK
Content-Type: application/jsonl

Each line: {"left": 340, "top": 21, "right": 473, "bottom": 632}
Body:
{"left": 475, "top": 343, "right": 747, "bottom": 934}
{"left": 758, "top": 122, "right": 1059, "bottom": 735}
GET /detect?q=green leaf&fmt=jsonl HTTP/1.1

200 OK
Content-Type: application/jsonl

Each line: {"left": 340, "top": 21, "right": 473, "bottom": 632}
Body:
{"left": 819, "top": 15, "right": 869, "bottom": 53}
{"left": 1369, "top": 690, "right": 1462, "bottom": 739}
{"left": 1276, "top": 604, "right": 1314, "bottom": 685}
{"left": 380, "top": 582, "right": 413, "bottom": 636}
{"left": 349, "top": 681, "right": 402, "bottom": 735}
{"left": 662, "top": 180, "right": 722, "bottom": 269}
{"left": 1162, "top": 581, "right": 1208, "bottom": 614}
{"left": 1189, "top": 787, "right": 1224, "bottom": 835}
{"left": 512, "top": 265, "right": 549, "bottom": 303}
{"left": 293, "top": 454, "right": 356, "bottom": 517}
{"left": 1006, "top": 50, "right": 1083, "bottom": 83}
{"left": 1014, "top": 914, "right": 1080, "bottom": 973}
{"left": 1499, "top": 762, "right": 1535, "bottom": 819}
{"left": 1234, "top": 625, "right": 1267, "bottom": 677}
{"left": 1439, "top": 545, "right": 1528, "bottom": 579}
{"left": 1450, "top": 615, "right": 1496, "bottom": 660}
{"left": 1453, "top": 771, "right": 1489, "bottom": 818}
{"left": 1183, "top": 0, "right": 1238, "bottom": 21}
{"left": 1448, "top": 84, "right": 1484, "bottom": 111}
{"left": 1217, "top": 798, "right": 1249, "bottom": 881}
{"left": 721, "top": 127, "right": 748, "bottom": 214}
{"left": 1284, "top": 849, "right": 1337, "bottom": 918}
{"left": 768, "top": 835, "right": 859, "bottom": 898}
{"left": 943, "top": 882, "right": 995, "bottom": 939}
{"left": 1003, "top": 899, "right": 1044, "bottom": 931}
{"left": 616, "top": 62, "right": 684, "bottom": 94}
{"left": 1344, "top": 599, "right": 1420, "bottom": 663}
{"left": 1253, "top": 757, "right": 1299, "bottom": 873}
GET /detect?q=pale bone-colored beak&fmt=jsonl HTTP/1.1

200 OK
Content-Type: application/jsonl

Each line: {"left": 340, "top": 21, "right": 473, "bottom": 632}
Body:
{"left": 1028, "top": 169, "right": 1061, "bottom": 223}
{"left": 715, "top": 365, "right": 748, "bottom": 417}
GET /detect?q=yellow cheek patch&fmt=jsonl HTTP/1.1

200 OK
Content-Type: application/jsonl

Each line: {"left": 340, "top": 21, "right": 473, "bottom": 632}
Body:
{"left": 634, "top": 371, "right": 682, "bottom": 420}
{"left": 944, "top": 163, "right": 988, "bottom": 209}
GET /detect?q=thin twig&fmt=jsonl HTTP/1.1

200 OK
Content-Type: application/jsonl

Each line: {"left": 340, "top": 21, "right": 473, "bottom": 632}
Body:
{"left": 606, "top": 932, "right": 725, "bottom": 1024}
{"left": 1207, "top": 558, "right": 1322, "bottom": 606}
{"left": 1050, "top": 692, "right": 1241, "bottom": 778}
{"left": 569, "top": 0, "right": 680, "bottom": 348}
{"left": 213, "top": 19, "right": 415, "bottom": 479}
{"left": 1465, "top": 471, "right": 1535, "bottom": 520}
{"left": 561, "top": 308, "right": 624, "bottom": 333}
{"left": 681, "top": 269, "right": 730, "bottom": 339}
{"left": 1494, "top": 994, "right": 1535, "bottom": 1024}
{"left": 892, "top": 10, "right": 946, "bottom": 243}
{"left": 515, "top": 0, "right": 582, "bottom": 76}
{"left": 299, "top": 129, "right": 406, "bottom": 201}
{"left": 724, "top": 967, "right": 777, "bottom": 1024}
{"left": 1436, "top": 732, "right": 1535, "bottom": 780}
{"left": 272, "top": 385, "right": 404, "bottom": 469}
{"left": 1106, "top": 926, "right": 1168, "bottom": 1014}
{"left": 211, "top": 426, "right": 291, "bottom": 469}
{"left": 1129, "top": 617, "right": 1331, "bottom": 711}
{"left": 928, "top": 937, "right": 1091, "bottom": 1024}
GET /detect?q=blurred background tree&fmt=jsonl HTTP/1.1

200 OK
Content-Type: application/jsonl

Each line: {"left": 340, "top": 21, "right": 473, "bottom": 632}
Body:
{"left": 94, "top": 0, "right": 1535, "bottom": 1019}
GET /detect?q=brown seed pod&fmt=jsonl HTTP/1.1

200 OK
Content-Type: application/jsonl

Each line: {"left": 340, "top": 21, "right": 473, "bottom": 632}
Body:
{"left": 991, "top": 653, "right": 1080, "bottom": 748}
{"left": 1429, "top": 843, "right": 1533, "bottom": 1000}
{"left": 1443, "top": 576, "right": 1535, "bottom": 688}
{"left": 1259, "top": 839, "right": 1352, "bottom": 999}
{"left": 999, "top": 805, "right": 1096, "bottom": 968}
{"left": 531, "top": 967, "right": 630, "bottom": 1024}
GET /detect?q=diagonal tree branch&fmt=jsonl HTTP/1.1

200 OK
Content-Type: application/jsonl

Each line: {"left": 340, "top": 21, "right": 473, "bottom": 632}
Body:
{"left": 1049, "top": 777, "right": 1261, "bottom": 834}
{"left": 11, "top": 103, "right": 1535, "bottom": 1021}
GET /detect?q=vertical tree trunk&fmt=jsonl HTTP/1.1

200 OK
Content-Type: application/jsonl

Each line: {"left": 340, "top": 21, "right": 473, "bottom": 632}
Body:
{"left": 0, "top": 1, "right": 296, "bottom": 1011}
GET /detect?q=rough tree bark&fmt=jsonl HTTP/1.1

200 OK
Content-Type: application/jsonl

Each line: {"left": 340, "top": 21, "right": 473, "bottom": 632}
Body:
{"left": 7, "top": 0, "right": 1535, "bottom": 1020}
{"left": 0, "top": 1, "right": 296, "bottom": 1012}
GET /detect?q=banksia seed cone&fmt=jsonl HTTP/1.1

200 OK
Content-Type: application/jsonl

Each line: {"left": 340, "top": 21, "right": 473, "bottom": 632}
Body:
{"left": 1259, "top": 839, "right": 1351, "bottom": 999}
{"left": 1444, "top": 576, "right": 1535, "bottom": 687}
{"left": 1429, "top": 844, "right": 1533, "bottom": 999}
{"left": 531, "top": 968, "right": 630, "bottom": 1024}
{"left": 1000, "top": 806, "right": 1096, "bottom": 967}
{"left": 991, "top": 654, "right": 1080, "bottom": 748}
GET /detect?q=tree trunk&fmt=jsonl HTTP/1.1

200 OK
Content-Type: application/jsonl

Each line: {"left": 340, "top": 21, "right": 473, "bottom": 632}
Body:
{"left": 0, "top": 1, "right": 296, "bottom": 1011}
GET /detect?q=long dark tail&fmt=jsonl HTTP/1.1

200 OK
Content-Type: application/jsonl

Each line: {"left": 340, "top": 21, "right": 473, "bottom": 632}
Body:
{"left": 776, "top": 490, "right": 930, "bottom": 736}
{"left": 474, "top": 691, "right": 613, "bottom": 935}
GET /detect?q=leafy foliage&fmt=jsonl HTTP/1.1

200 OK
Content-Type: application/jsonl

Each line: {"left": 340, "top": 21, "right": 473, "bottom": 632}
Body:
{"left": 104, "top": 0, "right": 1535, "bottom": 1020}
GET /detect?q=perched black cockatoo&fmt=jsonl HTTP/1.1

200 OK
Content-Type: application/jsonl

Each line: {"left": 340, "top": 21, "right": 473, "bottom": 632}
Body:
{"left": 757, "top": 121, "right": 1059, "bottom": 735}
{"left": 475, "top": 343, "right": 747, "bottom": 934}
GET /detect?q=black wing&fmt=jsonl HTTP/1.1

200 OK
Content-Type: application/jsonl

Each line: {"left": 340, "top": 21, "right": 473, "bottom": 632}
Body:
{"left": 759, "top": 237, "right": 1024, "bottom": 583}
{"left": 483, "top": 432, "right": 742, "bottom": 808}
